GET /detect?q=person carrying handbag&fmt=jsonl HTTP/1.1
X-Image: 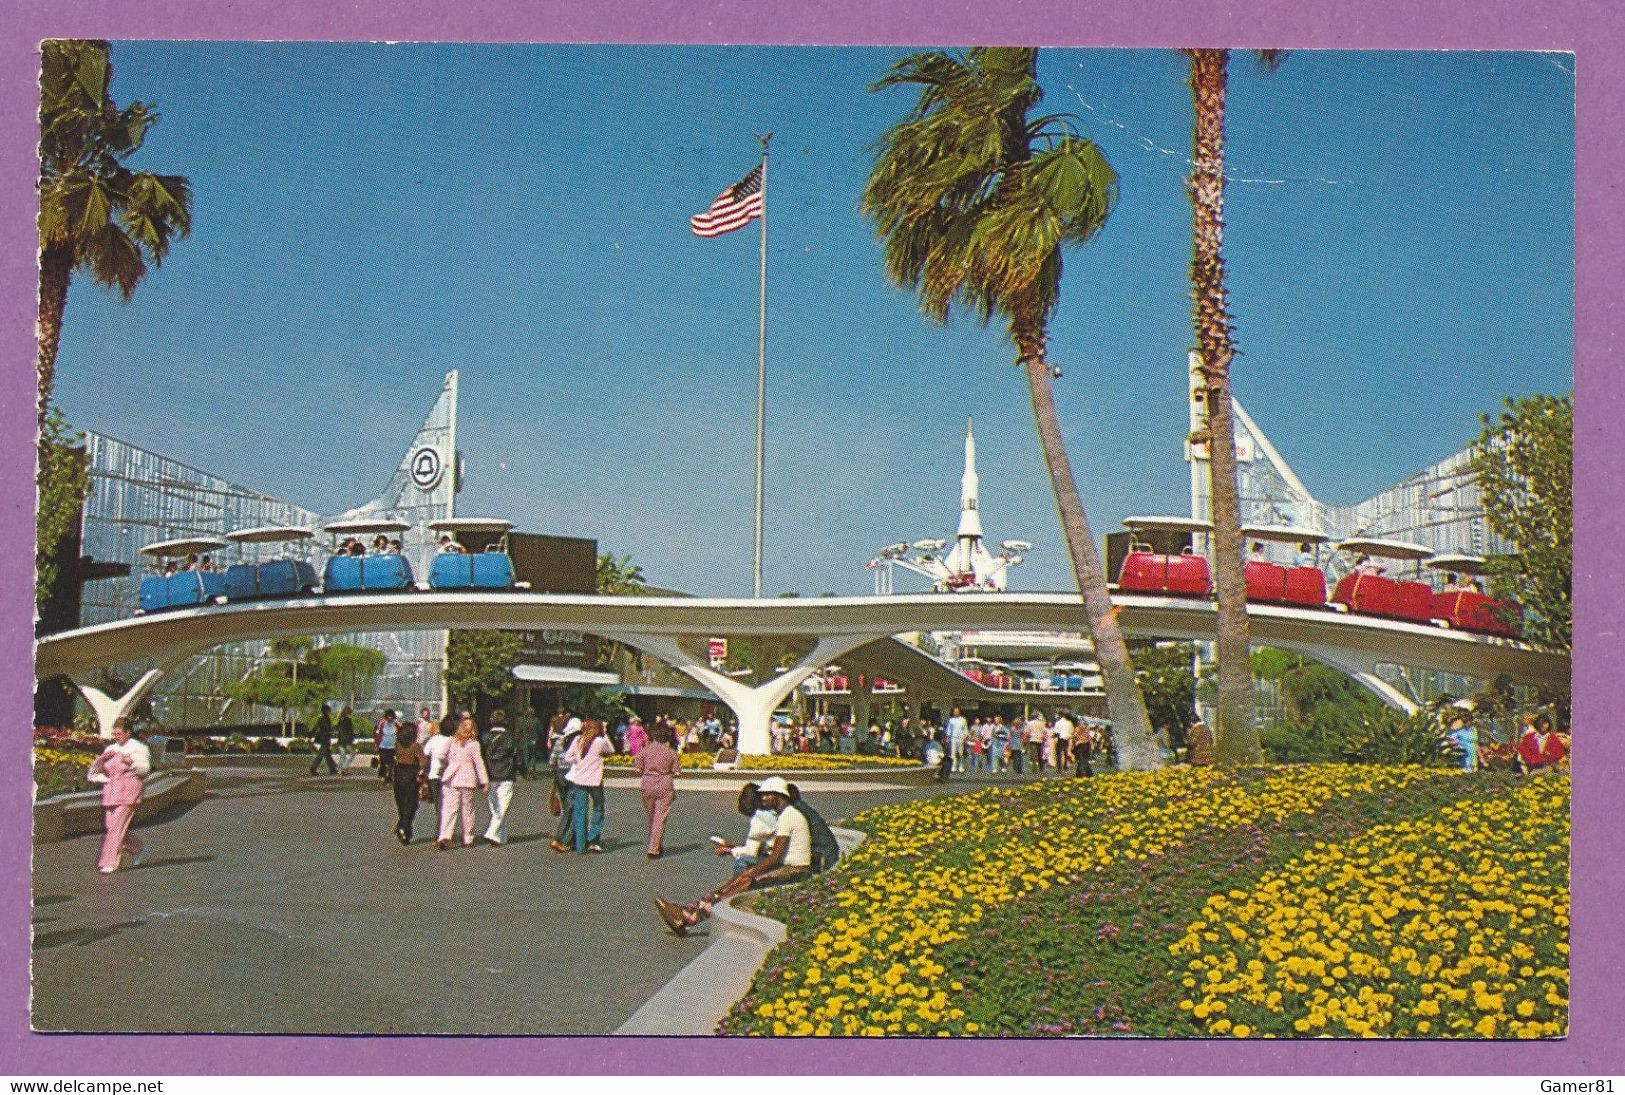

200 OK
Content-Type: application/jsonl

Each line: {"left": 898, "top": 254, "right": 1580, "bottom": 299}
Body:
{"left": 390, "top": 725, "right": 427, "bottom": 844}
{"left": 436, "top": 715, "right": 489, "bottom": 849}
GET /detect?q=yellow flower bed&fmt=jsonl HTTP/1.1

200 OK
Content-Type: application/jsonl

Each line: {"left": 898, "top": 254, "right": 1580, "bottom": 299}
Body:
{"left": 742, "top": 764, "right": 1450, "bottom": 1037}
{"left": 1169, "top": 775, "right": 1569, "bottom": 1039}
{"left": 34, "top": 746, "right": 98, "bottom": 768}
{"left": 604, "top": 752, "right": 920, "bottom": 771}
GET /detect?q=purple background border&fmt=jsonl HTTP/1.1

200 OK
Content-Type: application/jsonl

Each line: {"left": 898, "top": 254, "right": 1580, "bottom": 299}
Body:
{"left": 3, "top": 0, "right": 1617, "bottom": 1076}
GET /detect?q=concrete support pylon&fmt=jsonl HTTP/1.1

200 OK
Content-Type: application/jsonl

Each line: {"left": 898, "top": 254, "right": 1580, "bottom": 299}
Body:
{"left": 852, "top": 674, "right": 876, "bottom": 747}
{"left": 72, "top": 666, "right": 171, "bottom": 739}
{"left": 1309, "top": 649, "right": 1421, "bottom": 716}
{"left": 604, "top": 633, "right": 884, "bottom": 754}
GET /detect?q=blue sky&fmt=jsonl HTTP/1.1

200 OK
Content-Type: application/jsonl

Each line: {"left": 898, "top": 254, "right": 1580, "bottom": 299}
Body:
{"left": 52, "top": 44, "right": 1574, "bottom": 597}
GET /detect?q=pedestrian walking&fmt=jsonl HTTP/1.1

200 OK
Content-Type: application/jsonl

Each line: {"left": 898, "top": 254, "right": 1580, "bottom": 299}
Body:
{"left": 481, "top": 710, "right": 518, "bottom": 846}
{"left": 946, "top": 707, "right": 968, "bottom": 773}
{"left": 547, "top": 715, "right": 583, "bottom": 851}
{"left": 1073, "top": 718, "right": 1095, "bottom": 777}
{"left": 635, "top": 724, "right": 682, "bottom": 858}
{"left": 514, "top": 706, "right": 543, "bottom": 778}
{"left": 376, "top": 709, "right": 400, "bottom": 784}
{"left": 436, "top": 714, "right": 488, "bottom": 850}
{"left": 422, "top": 715, "right": 453, "bottom": 813}
{"left": 1186, "top": 719, "right": 1214, "bottom": 767}
{"left": 88, "top": 718, "right": 152, "bottom": 873}
{"left": 625, "top": 716, "right": 650, "bottom": 757}
{"left": 560, "top": 719, "right": 615, "bottom": 854}
{"left": 391, "top": 724, "right": 426, "bottom": 844}
{"left": 309, "top": 703, "right": 337, "bottom": 775}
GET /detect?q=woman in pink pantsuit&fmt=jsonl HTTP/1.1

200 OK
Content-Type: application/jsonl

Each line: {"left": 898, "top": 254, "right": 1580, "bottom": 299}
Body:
{"left": 634, "top": 724, "right": 682, "bottom": 859}
{"left": 624, "top": 717, "right": 649, "bottom": 757}
{"left": 437, "top": 715, "right": 488, "bottom": 849}
{"left": 90, "top": 718, "right": 152, "bottom": 873}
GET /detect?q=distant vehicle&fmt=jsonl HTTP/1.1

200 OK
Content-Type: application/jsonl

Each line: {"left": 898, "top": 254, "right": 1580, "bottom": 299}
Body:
{"left": 1114, "top": 516, "right": 1215, "bottom": 597}
{"left": 427, "top": 518, "right": 526, "bottom": 591}
{"left": 1423, "top": 553, "right": 1522, "bottom": 637}
{"left": 222, "top": 526, "right": 318, "bottom": 602}
{"left": 1240, "top": 523, "right": 1329, "bottom": 609}
{"left": 321, "top": 518, "right": 414, "bottom": 594}
{"left": 1111, "top": 519, "right": 1522, "bottom": 638}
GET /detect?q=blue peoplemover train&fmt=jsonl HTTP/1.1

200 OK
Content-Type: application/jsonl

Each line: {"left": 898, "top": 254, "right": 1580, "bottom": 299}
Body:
{"left": 135, "top": 518, "right": 520, "bottom": 613}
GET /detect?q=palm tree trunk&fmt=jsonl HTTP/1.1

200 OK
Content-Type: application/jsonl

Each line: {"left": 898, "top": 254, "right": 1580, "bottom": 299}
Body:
{"left": 1187, "top": 48, "right": 1260, "bottom": 764}
{"left": 37, "top": 245, "right": 73, "bottom": 430}
{"left": 1014, "top": 318, "right": 1160, "bottom": 770}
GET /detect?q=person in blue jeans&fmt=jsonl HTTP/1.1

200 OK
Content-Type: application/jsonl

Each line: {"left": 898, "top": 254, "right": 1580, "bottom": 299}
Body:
{"left": 559, "top": 720, "right": 614, "bottom": 854}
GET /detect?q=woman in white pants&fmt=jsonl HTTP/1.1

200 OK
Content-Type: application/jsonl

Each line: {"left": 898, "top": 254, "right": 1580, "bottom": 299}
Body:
{"left": 481, "top": 711, "right": 517, "bottom": 845}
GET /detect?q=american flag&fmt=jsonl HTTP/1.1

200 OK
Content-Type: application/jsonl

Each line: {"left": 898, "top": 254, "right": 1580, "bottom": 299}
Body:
{"left": 690, "top": 163, "right": 765, "bottom": 238}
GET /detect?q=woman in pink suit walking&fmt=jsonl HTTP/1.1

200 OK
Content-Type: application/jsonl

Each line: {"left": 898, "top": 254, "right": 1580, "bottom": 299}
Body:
{"left": 634, "top": 724, "right": 682, "bottom": 858}
{"left": 437, "top": 714, "right": 488, "bottom": 849}
{"left": 89, "top": 718, "right": 152, "bottom": 873}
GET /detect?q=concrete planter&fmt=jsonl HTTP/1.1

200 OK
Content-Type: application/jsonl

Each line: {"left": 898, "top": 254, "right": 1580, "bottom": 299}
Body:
{"left": 616, "top": 826, "right": 867, "bottom": 1035}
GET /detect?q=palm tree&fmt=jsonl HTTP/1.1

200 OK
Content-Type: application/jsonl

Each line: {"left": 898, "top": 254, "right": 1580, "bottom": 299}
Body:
{"left": 38, "top": 39, "right": 192, "bottom": 428}
{"left": 1184, "top": 49, "right": 1282, "bottom": 765}
{"left": 863, "top": 46, "right": 1160, "bottom": 769}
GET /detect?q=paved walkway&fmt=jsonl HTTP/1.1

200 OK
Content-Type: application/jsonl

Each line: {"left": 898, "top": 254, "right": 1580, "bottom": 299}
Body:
{"left": 31, "top": 768, "right": 942, "bottom": 1034}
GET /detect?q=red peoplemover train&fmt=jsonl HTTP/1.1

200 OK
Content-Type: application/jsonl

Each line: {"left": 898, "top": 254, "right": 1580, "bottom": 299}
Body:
{"left": 1113, "top": 518, "right": 1521, "bottom": 639}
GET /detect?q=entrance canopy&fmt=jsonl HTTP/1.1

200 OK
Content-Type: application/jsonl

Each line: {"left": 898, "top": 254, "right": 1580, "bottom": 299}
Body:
{"left": 512, "top": 664, "right": 619, "bottom": 687}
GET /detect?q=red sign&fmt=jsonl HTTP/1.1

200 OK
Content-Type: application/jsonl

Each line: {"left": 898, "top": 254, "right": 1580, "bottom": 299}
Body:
{"left": 707, "top": 637, "right": 728, "bottom": 666}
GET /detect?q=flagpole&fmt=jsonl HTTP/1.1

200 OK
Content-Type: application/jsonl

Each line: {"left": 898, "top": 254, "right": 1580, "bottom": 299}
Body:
{"left": 753, "top": 133, "right": 770, "bottom": 598}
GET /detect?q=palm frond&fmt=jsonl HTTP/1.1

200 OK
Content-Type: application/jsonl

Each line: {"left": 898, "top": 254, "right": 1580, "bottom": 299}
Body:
{"left": 85, "top": 221, "right": 146, "bottom": 298}
{"left": 862, "top": 46, "right": 1115, "bottom": 335}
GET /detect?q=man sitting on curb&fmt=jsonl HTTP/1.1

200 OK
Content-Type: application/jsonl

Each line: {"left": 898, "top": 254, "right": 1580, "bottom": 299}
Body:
{"left": 654, "top": 777, "right": 812, "bottom": 935}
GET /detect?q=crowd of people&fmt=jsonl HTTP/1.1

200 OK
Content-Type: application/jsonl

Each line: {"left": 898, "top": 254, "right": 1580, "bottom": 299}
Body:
{"left": 156, "top": 552, "right": 219, "bottom": 577}
{"left": 1441, "top": 707, "right": 1569, "bottom": 773}
{"left": 333, "top": 534, "right": 405, "bottom": 558}
{"left": 85, "top": 695, "right": 1570, "bottom": 878}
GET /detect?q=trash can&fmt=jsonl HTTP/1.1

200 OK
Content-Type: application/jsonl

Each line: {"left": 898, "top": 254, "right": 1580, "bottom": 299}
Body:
{"left": 146, "top": 735, "right": 186, "bottom": 769}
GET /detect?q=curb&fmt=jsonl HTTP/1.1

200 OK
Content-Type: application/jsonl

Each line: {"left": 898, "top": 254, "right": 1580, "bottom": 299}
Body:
{"left": 615, "top": 825, "right": 866, "bottom": 1036}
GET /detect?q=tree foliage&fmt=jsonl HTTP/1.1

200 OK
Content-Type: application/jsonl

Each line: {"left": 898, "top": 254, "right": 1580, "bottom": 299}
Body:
{"left": 596, "top": 552, "right": 647, "bottom": 596}
{"left": 445, "top": 630, "right": 524, "bottom": 712}
{"left": 1471, "top": 393, "right": 1572, "bottom": 651}
{"left": 863, "top": 47, "right": 1160, "bottom": 768}
{"left": 223, "top": 639, "right": 387, "bottom": 731}
{"left": 559, "top": 686, "right": 634, "bottom": 725}
{"left": 1133, "top": 644, "right": 1198, "bottom": 737}
{"left": 38, "top": 40, "right": 192, "bottom": 424}
{"left": 1252, "top": 650, "right": 1447, "bottom": 766}
{"left": 309, "top": 643, "right": 387, "bottom": 704}
{"left": 36, "top": 404, "right": 89, "bottom": 613}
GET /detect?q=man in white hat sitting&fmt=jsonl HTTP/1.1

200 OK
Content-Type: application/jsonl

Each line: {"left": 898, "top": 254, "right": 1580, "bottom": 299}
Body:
{"left": 654, "top": 776, "right": 812, "bottom": 935}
